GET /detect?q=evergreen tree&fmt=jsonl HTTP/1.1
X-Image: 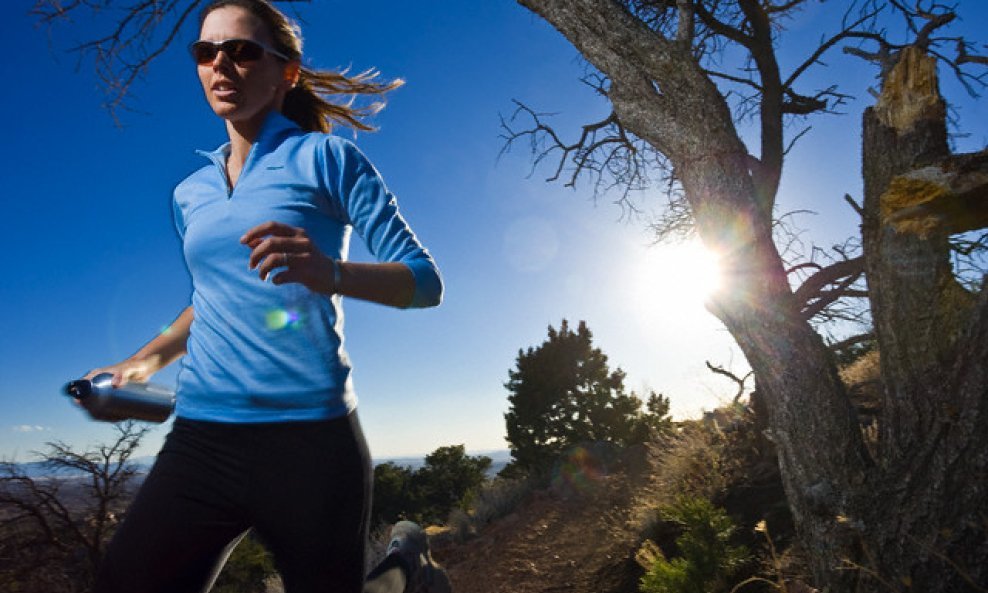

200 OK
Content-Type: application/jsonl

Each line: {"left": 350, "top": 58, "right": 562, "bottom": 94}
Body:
{"left": 371, "top": 462, "right": 417, "bottom": 526}
{"left": 504, "top": 320, "right": 666, "bottom": 474}
{"left": 371, "top": 445, "right": 491, "bottom": 526}
{"left": 413, "top": 445, "right": 491, "bottom": 524}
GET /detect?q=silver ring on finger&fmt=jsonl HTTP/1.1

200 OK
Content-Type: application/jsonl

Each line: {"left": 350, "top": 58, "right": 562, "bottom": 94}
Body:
{"left": 282, "top": 252, "right": 290, "bottom": 267}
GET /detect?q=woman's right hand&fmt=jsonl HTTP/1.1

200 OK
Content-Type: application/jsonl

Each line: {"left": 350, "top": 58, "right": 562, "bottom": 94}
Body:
{"left": 79, "top": 306, "right": 192, "bottom": 392}
{"left": 84, "top": 357, "right": 157, "bottom": 388}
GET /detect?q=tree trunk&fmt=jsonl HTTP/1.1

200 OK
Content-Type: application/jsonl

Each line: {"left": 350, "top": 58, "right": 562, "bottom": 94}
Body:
{"left": 681, "top": 164, "right": 873, "bottom": 593}
{"left": 859, "top": 46, "right": 988, "bottom": 592}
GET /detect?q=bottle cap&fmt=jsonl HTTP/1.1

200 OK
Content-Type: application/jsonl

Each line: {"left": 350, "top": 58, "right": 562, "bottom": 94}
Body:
{"left": 65, "top": 379, "right": 92, "bottom": 399}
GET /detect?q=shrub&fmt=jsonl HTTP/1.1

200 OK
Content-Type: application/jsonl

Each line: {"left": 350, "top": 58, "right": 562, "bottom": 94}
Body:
{"left": 364, "top": 522, "right": 394, "bottom": 576}
{"left": 632, "top": 420, "right": 730, "bottom": 537}
{"left": 471, "top": 477, "right": 533, "bottom": 527}
{"left": 638, "top": 496, "right": 749, "bottom": 593}
{"left": 212, "top": 531, "right": 277, "bottom": 593}
{"left": 446, "top": 508, "right": 473, "bottom": 543}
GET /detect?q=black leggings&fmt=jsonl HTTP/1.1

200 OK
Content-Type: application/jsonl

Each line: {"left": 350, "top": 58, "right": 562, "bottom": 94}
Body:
{"left": 94, "top": 413, "right": 399, "bottom": 593}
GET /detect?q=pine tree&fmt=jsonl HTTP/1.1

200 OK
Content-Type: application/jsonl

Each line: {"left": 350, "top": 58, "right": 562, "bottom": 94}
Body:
{"left": 504, "top": 320, "right": 665, "bottom": 474}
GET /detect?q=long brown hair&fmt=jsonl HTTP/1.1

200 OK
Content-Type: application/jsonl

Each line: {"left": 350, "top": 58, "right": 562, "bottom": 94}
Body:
{"left": 198, "top": 0, "right": 402, "bottom": 133}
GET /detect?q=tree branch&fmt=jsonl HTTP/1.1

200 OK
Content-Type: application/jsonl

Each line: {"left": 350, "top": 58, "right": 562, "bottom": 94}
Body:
{"left": 783, "top": 7, "right": 884, "bottom": 90}
{"left": 793, "top": 256, "right": 866, "bottom": 310}
{"left": 675, "top": 0, "right": 694, "bottom": 45}
{"left": 692, "top": 2, "right": 753, "bottom": 47}
{"left": 955, "top": 39, "right": 988, "bottom": 66}
{"left": 765, "top": 0, "right": 810, "bottom": 14}
{"left": 705, "top": 360, "right": 753, "bottom": 403}
{"left": 881, "top": 149, "right": 988, "bottom": 237}
{"left": 828, "top": 332, "right": 876, "bottom": 353}
{"left": 499, "top": 99, "right": 656, "bottom": 213}
{"left": 844, "top": 193, "right": 865, "bottom": 217}
{"left": 704, "top": 68, "right": 763, "bottom": 92}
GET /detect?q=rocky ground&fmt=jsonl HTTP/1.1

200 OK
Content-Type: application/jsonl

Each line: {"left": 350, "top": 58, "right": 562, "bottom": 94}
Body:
{"left": 434, "top": 466, "right": 650, "bottom": 593}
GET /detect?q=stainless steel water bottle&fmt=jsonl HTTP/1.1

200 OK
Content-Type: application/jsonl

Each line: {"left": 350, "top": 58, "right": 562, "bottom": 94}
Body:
{"left": 64, "top": 372, "right": 175, "bottom": 423}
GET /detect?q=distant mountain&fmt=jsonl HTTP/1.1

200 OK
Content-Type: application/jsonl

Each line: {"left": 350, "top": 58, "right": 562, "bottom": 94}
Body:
{"left": 6, "top": 451, "right": 513, "bottom": 479}
{"left": 2, "top": 455, "right": 158, "bottom": 479}
{"left": 374, "top": 449, "right": 511, "bottom": 479}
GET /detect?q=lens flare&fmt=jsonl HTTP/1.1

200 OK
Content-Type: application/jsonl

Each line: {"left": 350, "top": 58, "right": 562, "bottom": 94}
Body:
{"left": 265, "top": 308, "right": 300, "bottom": 331}
{"left": 551, "top": 444, "right": 612, "bottom": 496}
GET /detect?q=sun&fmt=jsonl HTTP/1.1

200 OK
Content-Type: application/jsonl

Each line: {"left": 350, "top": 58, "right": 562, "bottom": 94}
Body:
{"left": 631, "top": 239, "right": 723, "bottom": 315}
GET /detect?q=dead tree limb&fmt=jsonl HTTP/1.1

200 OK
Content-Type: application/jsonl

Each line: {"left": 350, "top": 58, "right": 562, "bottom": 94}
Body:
{"left": 705, "top": 360, "right": 753, "bottom": 403}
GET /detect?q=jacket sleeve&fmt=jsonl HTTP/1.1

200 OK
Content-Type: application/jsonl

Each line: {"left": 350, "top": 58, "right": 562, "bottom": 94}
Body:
{"left": 320, "top": 137, "right": 443, "bottom": 308}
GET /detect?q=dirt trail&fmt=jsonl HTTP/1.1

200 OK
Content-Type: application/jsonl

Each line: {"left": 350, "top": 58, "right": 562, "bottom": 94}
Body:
{"left": 433, "top": 470, "right": 646, "bottom": 593}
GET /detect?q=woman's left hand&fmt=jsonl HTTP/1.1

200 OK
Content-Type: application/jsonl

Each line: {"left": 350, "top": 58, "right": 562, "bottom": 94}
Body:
{"left": 241, "top": 221, "right": 337, "bottom": 294}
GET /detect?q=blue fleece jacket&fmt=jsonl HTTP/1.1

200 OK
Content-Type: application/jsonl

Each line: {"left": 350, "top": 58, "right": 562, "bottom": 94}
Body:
{"left": 171, "top": 111, "right": 442, "bottom": 423}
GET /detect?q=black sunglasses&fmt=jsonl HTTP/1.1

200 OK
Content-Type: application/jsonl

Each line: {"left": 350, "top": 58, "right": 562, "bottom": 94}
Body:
{"left": 190, "top": 38, "right": 291, "bottom": 65}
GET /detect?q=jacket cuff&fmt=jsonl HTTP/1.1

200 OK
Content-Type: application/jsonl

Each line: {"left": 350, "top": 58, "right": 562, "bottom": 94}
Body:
{"left": 403, "top": 258, "right": 444, "bottom": 308}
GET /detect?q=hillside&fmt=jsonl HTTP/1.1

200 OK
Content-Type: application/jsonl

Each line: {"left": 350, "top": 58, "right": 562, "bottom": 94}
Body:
{"left": 430, "top": 414, "right": 798, "bottom": 593}
{"left": 435, "top": 466, "right": 647, "bottom": 593}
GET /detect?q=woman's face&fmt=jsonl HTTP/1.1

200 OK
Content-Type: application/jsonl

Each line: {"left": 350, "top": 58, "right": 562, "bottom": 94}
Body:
{"left": 197, "top": 6, "right": 294, "bottom": 130}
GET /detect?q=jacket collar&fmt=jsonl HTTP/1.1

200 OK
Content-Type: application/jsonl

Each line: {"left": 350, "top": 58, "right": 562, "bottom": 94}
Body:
{"left": 196, "top": 110, "right": 302, "bottom": 162}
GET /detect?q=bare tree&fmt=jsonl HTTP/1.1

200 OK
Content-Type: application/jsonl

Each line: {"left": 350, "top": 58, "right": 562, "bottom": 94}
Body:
{"left": 0, "top": 421, "right": 149, "bottom": 592}
{"left": 507, "top": 1, "right": 988, "bottom": 591}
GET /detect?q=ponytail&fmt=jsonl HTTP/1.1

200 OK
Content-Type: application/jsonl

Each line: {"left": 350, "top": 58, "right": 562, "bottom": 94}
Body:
{"left": 283, "top": 67, "right": 403, "bottom": 133}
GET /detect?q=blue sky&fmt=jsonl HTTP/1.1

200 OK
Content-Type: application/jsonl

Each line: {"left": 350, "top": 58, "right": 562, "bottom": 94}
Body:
{"left": 2, "top": 2, "right": 985, "bottom": 460}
